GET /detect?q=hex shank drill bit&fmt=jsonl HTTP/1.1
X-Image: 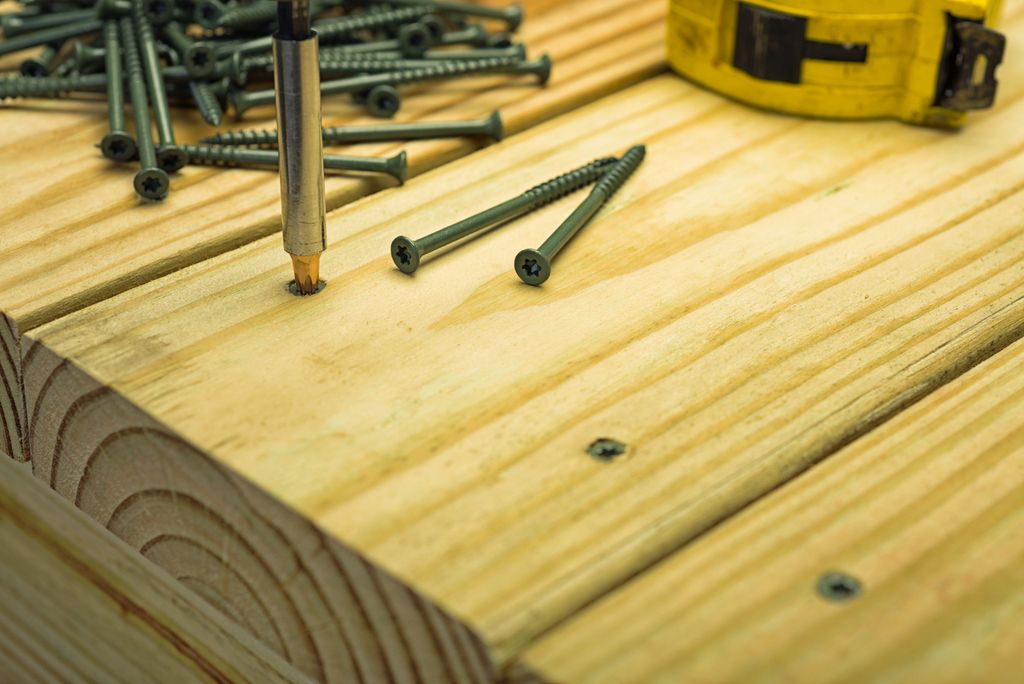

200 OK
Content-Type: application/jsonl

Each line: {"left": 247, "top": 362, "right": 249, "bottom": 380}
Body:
{"left": 391, "top": 156, "right": 618, "bottom": 274}
{"left": 515, "top": 145, "right": 646, "bottom": 286}
{"left": 275, "top": 0, "right": 327, "bottom": 295}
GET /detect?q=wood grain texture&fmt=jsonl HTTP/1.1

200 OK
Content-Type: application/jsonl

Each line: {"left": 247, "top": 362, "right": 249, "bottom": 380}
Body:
{"left": 0, "top": 454, "right": 312, "bottom": 684}
{"left": 0, "top": 0, "right": 666, "bottom": 461}
{"left": 517, "top": 336, "right": 1024, "bottom": 684}
{"left": 23, "top": 0, "right": 1024, "bottom": 669}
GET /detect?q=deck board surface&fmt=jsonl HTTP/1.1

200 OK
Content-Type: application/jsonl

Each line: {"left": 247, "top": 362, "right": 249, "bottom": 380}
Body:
{"left": 517, "top": 336, "right": 1024, "bottom": 683}
{"left": 17, "top": 0, "right": 1024, "bottom": 671}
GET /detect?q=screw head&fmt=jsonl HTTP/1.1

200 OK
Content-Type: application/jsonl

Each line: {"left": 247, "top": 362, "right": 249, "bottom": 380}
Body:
{"left": 817, "top": 571, "right": 862, "bottom": 602}
{"left": 420, "top": 15, "right": 446, "bottom": 43}
{"left": 157, "top": 144, "right": 188, "bottom": 173}
{"left": 288, "top": 279, "right": 326, "bottom": 296}
{"left": 185, "top": 44, "right": 217, "bottom": 78}
{"left": 398, "top": 23, "right": 432, "bottom": 57}
{"left": 144, "top": 0, "right": 174, "bottom": 24}
{"left": 515, "top": 248, "right": 550, "bottom": 286}
{"left": 534, "top": 53, "right": 553, "bottom": 85}
{"left": 587, "top": 438, "right": 626, "bottom": 462}
{"left": 195, "top": 0, "right": 225, "bottom": 29}
{"left": 134, "top": 167, "right": 170, "bottom": 201}
{"left": 484, "top": 111, "right": 505, "bottom": 140}
{"left": 367, "top": 85, "right": 401, "bottom": 118}
{"left": 100, "top": 131, "right": 138, "bottom": 163}
{"left": 391, "top": 236, "right": 421, "bottom": 274}
{"left": 20, "top": 59, "right": 48, "bottom": 78}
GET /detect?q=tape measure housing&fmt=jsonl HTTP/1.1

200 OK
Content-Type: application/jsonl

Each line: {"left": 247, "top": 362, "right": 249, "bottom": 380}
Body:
{"left": 668, "top": 0, "right": 1006, "bottom": 126}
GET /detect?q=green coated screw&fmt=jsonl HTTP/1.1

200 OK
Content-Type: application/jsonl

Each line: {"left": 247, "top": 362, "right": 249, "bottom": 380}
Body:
{"left": 318, "top": 54, "right": 521, "bottom": 76}
{"left": 817, "top": 572, "right": 862, "bottom": 602}
{"left": 200, "top": 110, "right": 503, "bottom": 147}
{"left": 189, "top": 79, "right": 223, "bottom": 126}
{"left": 120, "top": 16, "right": 170, "bottom": 200}
{"left": 391, "top": 156, "right": 617, "bottom": 274}
{"left": 96, "top": 0, "right": 134, "bottom": 19}
{"left": 0, "top": 73, "right": 107, "bottom": 99}
{"left": 0, "top": 18, "right": 103, "bottom": 58}
{"left": 132, "top": 0, "right": 183, "bottom": 173}
{"left": 181, "top": 145, "right": 408, "bottom": 183}
{"left": 0, "top": 7, "right": 95, "bottom": 38}
{"left": 210, "top": 0, "right": 276, "bottom": 31}
{"left": 231, "top": 54, "right": 551, "bottom": 117}
{"left": 386, "top": 0, "right": 523, "bottom": 31}
{"left": 142, "top": 0, "right": 175, "bottom": 25}
{"left": 99, "top": 20, "right": 137, "bottom": 162}
{"left": 19, "top": 43, "right": 61, "bottom": 77}
{"left": 162, "top": 22, "right": 217, "bottom": 78}
{"left": 515, "top": 145, "right": 645, "bottom": 286}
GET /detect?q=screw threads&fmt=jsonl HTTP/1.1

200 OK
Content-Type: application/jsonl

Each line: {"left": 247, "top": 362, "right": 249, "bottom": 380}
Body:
{"left": 0, "top": 73, "right": 106, "bottom": 99}
{"left": 202, "top": 127, "right": 274, "bottom": 146}
{"left": 594, "top": 145, "right": 645, "bottom": 198}
{"left": 181, "top": 143, "right": 261, "bottom": 167}
{"left": 189, "top": 80, "right": 223, "bottom": 126}
{"left": 320, "top": 54, "right": 521, "bottom": 74}
{"left": 215, "top": 2, "right": 277, "bottom": 29}
{"left": 383, "top": 55, "right": 542, "bottom": 86}
{"left": 316, "top": 6, "right": 430, "bottom": 41}
{"left": 524, "top": 157, "right": 618, "bottom": 209}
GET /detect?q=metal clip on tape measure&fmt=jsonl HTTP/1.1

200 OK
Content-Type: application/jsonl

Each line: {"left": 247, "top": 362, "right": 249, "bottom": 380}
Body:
{"left": 668, "top": 0, "right": 1007, "bottom": 127}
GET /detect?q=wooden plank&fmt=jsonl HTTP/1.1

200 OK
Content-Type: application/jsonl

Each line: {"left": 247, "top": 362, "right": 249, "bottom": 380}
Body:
{"left": 0, "top": 0, "right": 666, "bottom": 461}
{"left": 16, "top": 1, "right": 1024, "bottom": 677}
{"left": 516, "top": 336, "right": 1024, "bottom": 684}
{"left": 0, "top": 454, "right": 312, "bottom": 684}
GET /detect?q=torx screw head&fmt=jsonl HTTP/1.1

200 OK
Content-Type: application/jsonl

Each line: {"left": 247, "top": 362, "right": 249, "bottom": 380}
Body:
{"left": 391, "top": 235, "right": 422, "bottom": 274}
{"left": 134, "top": 167, "right": 170, "bottom": 200}
{"left": 143, "top": 0, "right": 173, "bottom": 24}
{"left": 157, "top": 144, "right": 187, "bottom": 173}
{"left": 515, "top": 248, "right": 551, "bottom": 286}
{"left": 100, "top": 131, "right": 138, "bottom": 162}
{"left": 398, "top": 23, "right": 432, "bottom": 57}
{"left": 367, "top": 84, "right": 401, "bottom": 118}
{"left": 420, "top": 15, "right": 446, "bottom": 43}
{"left": 185, "top": 43, "right": 217, "bottom": 78}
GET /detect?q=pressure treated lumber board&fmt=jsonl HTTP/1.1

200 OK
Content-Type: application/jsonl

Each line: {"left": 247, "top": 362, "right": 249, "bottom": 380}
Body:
{"left": 19, "top": 7, "right": 1024, "bottom": 675}
{"left": 0, "top": 454, "right": 311, "bottom": 684}
{"left": 0, "top": 0, "right": 666, "bottom": 463}
{"left": 517, "top": 337, "right": 1024, "bottom": 684}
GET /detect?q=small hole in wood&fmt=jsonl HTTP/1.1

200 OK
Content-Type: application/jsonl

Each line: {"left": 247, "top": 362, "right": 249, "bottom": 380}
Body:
{"left": 817, "top": 571, "right": 862, "bottom": 602}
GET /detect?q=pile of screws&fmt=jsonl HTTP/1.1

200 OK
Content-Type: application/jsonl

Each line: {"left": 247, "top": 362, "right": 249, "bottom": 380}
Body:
{"left": 392, "top": 144, "right": 646, "bottom": 285}
{"left": 0, "top": 0, "right": 541, "bottom": 200}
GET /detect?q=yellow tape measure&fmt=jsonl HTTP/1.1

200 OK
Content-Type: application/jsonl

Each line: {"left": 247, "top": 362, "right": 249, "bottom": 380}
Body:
{"left": 668, "top": 0, "right": 1007, "bottom": 127}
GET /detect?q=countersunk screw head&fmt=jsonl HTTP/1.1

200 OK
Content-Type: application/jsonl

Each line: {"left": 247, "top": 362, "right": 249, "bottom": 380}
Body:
{"left": 367, "top": 84, "right": 401, "bottom": 118}
{"left": 398, "top": 23, "right": 433, "bottom": 57}
{"left": 420, "top": 15, "right": 446, "bottom": 43}
{"left": 134, "top": 167, "right": 170, "bottom": 200}
{"left": 143, "top": 0, "right": 174, "bottom": 24}
{"left": 515, "top": 248, "right": 550, "bottom": 286}
{"left": 157, "top": 144, "right": 188, "bottom": 173}
{"left": 587, "top": 438, "right": 627, "bottom": 462}
{"left": 391, "top": 236, "right": 422, "bottom": 274}
{"left": 100, "top": 131, "right": 138, "bottom": 162}
{"left": 817, "top": 572, "right": 862, "bottom": 602}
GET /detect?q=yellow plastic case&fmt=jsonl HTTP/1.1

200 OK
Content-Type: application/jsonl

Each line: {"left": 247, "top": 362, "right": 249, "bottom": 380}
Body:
{"left": 668, "top": 0, "right": 1006, "bottom": 126}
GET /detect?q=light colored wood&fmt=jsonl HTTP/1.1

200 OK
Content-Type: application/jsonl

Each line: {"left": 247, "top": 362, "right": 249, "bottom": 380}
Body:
{"left": 517, "top": 336, "right": 1024, "bottom": 684}
{"left": 0, "top": 454, "right": 312, "bottom": 684}
{"left": 0, "top": 0, "right": 666, "bottom": 462}
{"left": 20, "top": 0, "right": 1024, "bottom": 672}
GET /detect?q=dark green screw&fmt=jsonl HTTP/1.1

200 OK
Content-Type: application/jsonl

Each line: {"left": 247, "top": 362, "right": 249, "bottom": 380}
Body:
{"left": 0, "top": 7, "right": 95, "bottom": 38}
{"left": 194, "top": 0, "right": 230, "bottom": 30}
{"left": 120, "top": 16, "right": 170, "bottom": 200}
{"left": 99, "top": 20, "right": 137, "bottom": 162}
{"left": 200, "top": 110, "right": 503, "bottom": 147}
{"left": 132, "top": 0, "right": 183, "bottom": 173}
{"left": 817, "top": 572, "right": 862, "bottom": 602}
{"left": 181, "top": 145, "right": 408, "bottom": 183}
{"left": 587, "top": 438, "right": 627, "bottom": 462}
{"left": 142, "top": 0, "right": 175, "bottom": 25}
{"left": 0, "top": 18, "right": 103, "bottom": 58}
{"left": 189, "top": 80, "right": 223, "bottom": 126}
{"left": 391, "top": 156, "right": 617, "bottom": 274}
{"left": 387, "top": 0, "right": 523, "bottom": 31}
{"left": 231, "top": 54, "right": 551, "bottom": 117}
{"left": 162, "top": 22, "right": 217, "bottom": 78}
{"left": 0, "top": 73, "right": 108, "bottom": 100}
{"left": 515, "top": 145, "right": 645, "bottom": 286}
{"left": 319, "top": 54, "right": 521, "bottom": 76}
{"left": 19, "top": 43, "right": 61, "bottom": 77}
{"left": 210, "top": 0, "right": 276, "bottom": 31}
{"left": 96, "top": 0, "right": 134, "bottom": 19}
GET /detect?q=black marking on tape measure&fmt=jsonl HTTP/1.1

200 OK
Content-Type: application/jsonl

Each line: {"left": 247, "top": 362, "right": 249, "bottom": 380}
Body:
{"left": 733, "top": 2, "right": 868, "bottom": 84}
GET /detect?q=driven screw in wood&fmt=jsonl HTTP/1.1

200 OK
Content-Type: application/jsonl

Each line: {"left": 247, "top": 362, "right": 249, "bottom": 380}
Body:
{"left": 391, "top": 156, "right": 618, "bottom": 274}
{"left": 120, "top": 16, "right": 170, "bottom": 200}
{"left": 515, "top": 145, "right": 645, "bottom": 286}
{"left": 132, "top": 0, "right": 184, "bottom": 173}
{"left": 200, "top": 110, "right": 503, "bottom": 147}
{"left": 180, "top": 145, "right": 408, "bottom": 183}
{"left": 99, "top": 20, "right": 137, "bottom": 162}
